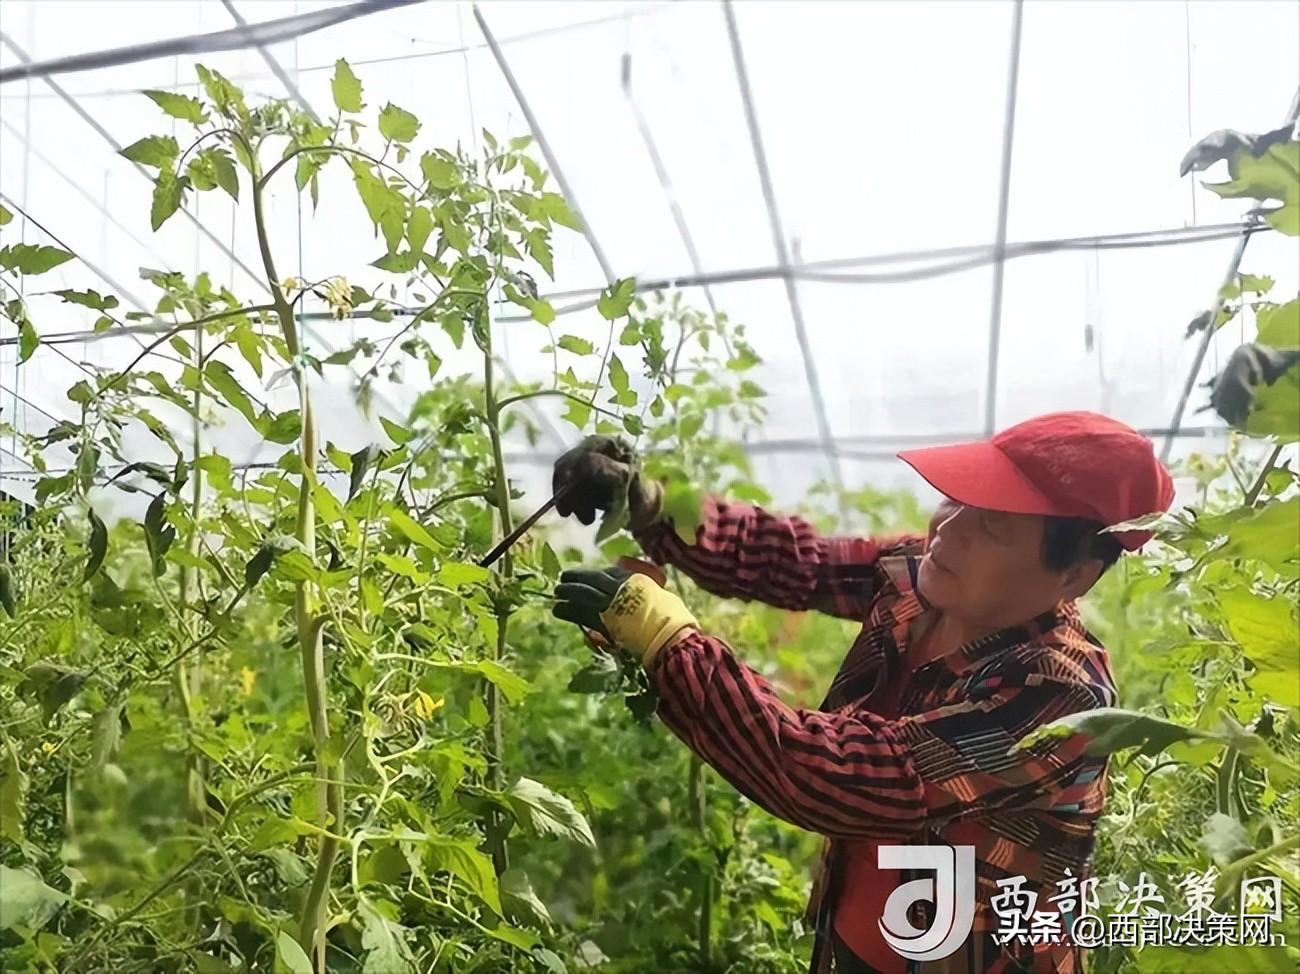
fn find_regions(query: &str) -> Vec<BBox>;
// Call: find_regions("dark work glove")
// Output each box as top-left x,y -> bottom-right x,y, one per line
552,435 -> 663,530
1207,343 -> 1300,428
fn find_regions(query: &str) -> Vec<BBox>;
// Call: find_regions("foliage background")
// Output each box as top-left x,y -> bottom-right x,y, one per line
0,44 -> 1297,974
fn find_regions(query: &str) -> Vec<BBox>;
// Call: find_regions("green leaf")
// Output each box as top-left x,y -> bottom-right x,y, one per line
1255,297 -> 1298,347
17,318 -> 38,364
622,413 -> 643,436
0,865 -> 67,932
661,481 -> 703,544
506,777 -> 596,848
0,243 -> 74,275
540,543 -> 562,579
439,561 -> 490,587
567,654 -> 621,694
52,288 -> 119,311
1014,707 -> 1212,758
562,397 -> 591,430
348,446 -> 375,501
1199,497 -> 1300,576
372,250 -> 419,273
233,323 -> 262,376
501,867 -> 551,927
378,103 -> 420,143
0,203 -> 11,225
350,159 -> 405,236
204,361 -> 258,425
1,746 -> 28,847
420,153 -> 458,191
540,192 -> 582,230
41,671 -> 86,725
331,58 -> 364,113
533,949 -> 569,974
261,409 -> 302,444
390,509 -> 442,552
90,699 -> 124,771
379,415 -> 412,446
151,169 -> 187,231
84,509 -> 108,580
531,300 -> 556,326
407,205 -> 434,254
597,278 -> 637,320
358,898 -> 415,973
143,89 -> 208,124
119,135 -> 178,168
76,443 -> 98,492
143,491 -> 176,576
424,836 -> 501,914
557,335 -> 594,355
1218,587 -> 1300,705
275,930 -> 313,974
1200,812 -> 1254,867
245,543 -> 278,588
608,354 -> 635,406
1246,373 -> 1300,442
196,65 -> 247,120
430,658 -> 530,704
206,149 -> 239,201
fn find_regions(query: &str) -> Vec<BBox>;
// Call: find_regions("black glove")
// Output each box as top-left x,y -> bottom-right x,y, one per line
552,435 -> 663,529
1207,343 -> 1300,428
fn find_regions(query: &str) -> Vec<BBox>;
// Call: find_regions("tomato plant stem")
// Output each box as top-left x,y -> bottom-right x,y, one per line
252,169 -> 341,965
482,306 -> 513,875
689,756 -> 714,967
1243,442 -> 1284,506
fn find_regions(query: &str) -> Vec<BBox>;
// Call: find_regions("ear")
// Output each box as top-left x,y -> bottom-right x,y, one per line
1060,558 -> 1104,600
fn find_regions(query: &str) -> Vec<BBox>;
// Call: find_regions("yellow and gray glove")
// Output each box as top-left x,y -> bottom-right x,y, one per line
552,566 -> 697,666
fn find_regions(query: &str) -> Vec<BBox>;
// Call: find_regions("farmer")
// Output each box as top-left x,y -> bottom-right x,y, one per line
549,411 -> 1174,974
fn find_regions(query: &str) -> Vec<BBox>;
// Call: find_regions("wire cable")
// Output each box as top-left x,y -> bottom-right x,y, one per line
0,1 -> 426,85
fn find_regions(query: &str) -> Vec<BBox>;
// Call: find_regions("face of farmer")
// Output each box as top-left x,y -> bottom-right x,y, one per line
918,503 -> 1101,630
925,498 -> 960,549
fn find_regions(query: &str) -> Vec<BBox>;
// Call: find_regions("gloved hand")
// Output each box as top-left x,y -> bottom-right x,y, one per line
552,566 -> 697,666
1207,343 -> 1300,427
552,435 -> 664,530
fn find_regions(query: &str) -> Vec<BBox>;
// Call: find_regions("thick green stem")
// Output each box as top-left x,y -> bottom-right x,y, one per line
176,320 -> 207,929
1216,746 -> 1240,819
482,312 -> 514,876
688,757 -> 713,967
1243,443 -> 1284,506
251,171 -> 340,967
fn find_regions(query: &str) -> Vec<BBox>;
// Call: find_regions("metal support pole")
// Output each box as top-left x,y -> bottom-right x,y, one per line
220,0 -> 320,122
473,4 -> 615,284
982,0 -> 1025,437
722,0 -> 843,489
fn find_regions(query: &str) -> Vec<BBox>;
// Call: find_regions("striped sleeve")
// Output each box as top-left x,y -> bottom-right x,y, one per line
633,496 -> 916,622
647,637 -> 1112,839
648,630 -> 927,839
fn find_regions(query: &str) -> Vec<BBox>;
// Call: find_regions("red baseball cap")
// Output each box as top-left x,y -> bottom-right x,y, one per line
897,411 -> 1175,551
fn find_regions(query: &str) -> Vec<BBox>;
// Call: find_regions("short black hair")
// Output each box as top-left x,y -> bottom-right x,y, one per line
1041,516 -> 1124,574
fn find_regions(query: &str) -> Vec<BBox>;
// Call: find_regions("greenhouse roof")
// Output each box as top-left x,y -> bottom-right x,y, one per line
1,0 -> 1298,514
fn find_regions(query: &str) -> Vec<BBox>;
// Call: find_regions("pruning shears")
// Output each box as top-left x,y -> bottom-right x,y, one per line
477,481 -> 577,568
475,481 -> 666,650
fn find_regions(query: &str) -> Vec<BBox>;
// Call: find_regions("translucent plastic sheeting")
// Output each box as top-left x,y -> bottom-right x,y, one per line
1,0 -> 1298,521
1008,0 -> 1300,242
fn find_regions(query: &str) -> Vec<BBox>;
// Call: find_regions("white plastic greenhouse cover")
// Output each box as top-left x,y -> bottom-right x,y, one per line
1,0 -> 1298,522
